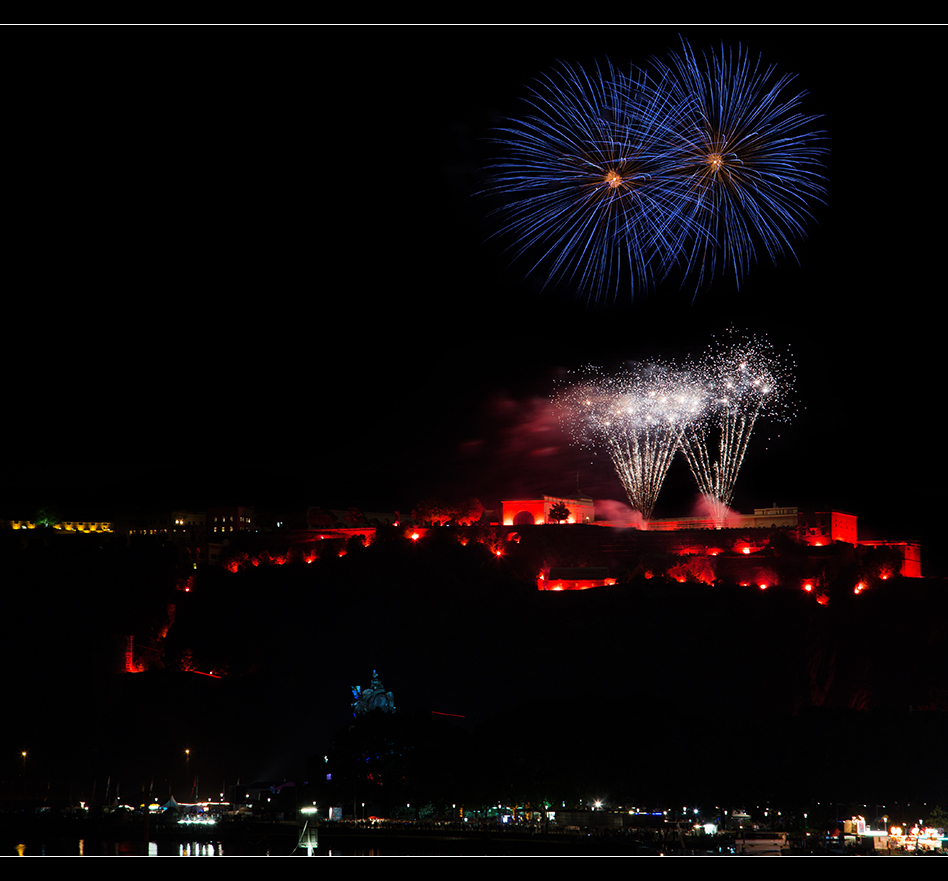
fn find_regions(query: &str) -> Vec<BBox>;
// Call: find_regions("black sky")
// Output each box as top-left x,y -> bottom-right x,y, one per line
3,25 -> 943,563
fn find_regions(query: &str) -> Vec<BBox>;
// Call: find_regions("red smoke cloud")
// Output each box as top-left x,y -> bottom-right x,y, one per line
456,390 -> 616,502
689,494 -> 743,524
594,498 -> 644,526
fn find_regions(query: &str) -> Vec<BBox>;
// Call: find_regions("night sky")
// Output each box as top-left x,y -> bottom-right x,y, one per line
4,25 -> 943,568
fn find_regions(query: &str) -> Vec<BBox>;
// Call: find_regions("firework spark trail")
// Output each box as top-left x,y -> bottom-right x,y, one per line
678,329 -> 795,522
555,362 -> 707,521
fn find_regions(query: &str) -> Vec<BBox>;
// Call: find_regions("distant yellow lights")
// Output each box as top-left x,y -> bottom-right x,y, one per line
11,519 -> 113,532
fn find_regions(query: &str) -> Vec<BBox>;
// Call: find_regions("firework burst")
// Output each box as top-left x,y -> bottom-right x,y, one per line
651,38 -> 828,292
486,60 -> 703,305
486,40 -> 826,303
678,329 -> 795,522
555,361 -> 707,520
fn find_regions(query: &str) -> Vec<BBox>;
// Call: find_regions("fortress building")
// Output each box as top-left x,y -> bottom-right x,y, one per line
502,494 -> 595,526
502,496 -> 921,579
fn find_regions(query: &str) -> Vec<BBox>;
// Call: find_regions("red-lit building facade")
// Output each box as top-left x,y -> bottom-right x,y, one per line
857,540 -> 922,578
798,509 -> 858,547
595,504 -> 857,544
502,494 -> 595,526
537,567 -> 617,591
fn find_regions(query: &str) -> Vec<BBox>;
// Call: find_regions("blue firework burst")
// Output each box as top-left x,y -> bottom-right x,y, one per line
485,60 -> 702,305
653,38 -> 828,291
485,41 -> 827,303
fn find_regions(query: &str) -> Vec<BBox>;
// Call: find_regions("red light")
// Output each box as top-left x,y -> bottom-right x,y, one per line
758,583 -> 768,590
803,583 -> 813,592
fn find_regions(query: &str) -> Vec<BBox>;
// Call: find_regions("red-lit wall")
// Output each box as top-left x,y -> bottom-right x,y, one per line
502,497 -> 595,526
503,499 -> 548,525
538,576 -> 617,591
798,510 -> 857,546
859,540 -> 922,577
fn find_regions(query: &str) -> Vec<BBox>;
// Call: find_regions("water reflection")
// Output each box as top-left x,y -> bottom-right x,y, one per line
176,841 -> 223,856
7,839 -> 254,856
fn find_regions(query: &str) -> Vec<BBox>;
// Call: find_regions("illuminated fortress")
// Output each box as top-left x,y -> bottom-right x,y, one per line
3,495 -> 921,585
502,495 -> 921,585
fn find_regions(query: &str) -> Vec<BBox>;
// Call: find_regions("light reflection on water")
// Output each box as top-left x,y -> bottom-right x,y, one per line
9,839 -> 509,856
171,841 -> 223,856
9,837 -> 408,856
9,839 -> 276,856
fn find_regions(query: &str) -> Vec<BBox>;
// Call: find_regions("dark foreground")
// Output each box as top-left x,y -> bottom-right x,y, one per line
5,814 -> 941,856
